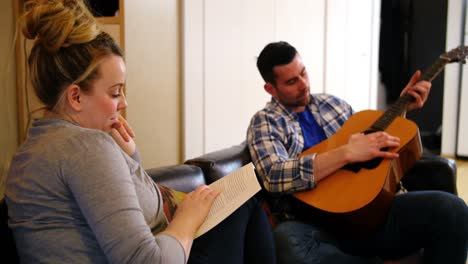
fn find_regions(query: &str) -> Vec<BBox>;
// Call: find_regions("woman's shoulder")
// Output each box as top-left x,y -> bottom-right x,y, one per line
52,119 -> 113,141
35,120 -> 133,180
65,125 -> 114,145
63,127 -> 122,158
26,118 -> 119,155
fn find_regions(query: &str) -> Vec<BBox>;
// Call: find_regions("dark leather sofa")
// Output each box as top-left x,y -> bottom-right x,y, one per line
1,142 -> 458,263
185,142 -> 458,264
185,142 -> 458,195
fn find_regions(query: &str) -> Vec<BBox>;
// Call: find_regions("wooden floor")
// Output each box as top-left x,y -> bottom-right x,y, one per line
456,160 -> 468,263
456,159 -> 468,203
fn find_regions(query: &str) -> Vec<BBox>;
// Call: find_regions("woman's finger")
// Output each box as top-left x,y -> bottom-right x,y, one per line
117,115 -> 136,138
112,121 -> 130,142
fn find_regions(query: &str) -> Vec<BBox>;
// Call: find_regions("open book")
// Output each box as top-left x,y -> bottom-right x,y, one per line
156,163 -> 261,238
195,163 -> 261,237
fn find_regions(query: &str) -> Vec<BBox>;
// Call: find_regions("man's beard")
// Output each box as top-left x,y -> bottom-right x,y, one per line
281,94 -> 310,109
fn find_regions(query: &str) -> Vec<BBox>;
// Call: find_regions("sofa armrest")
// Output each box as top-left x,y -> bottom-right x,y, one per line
1,200 -> 19,263
401,155 -> 457,195
146,164 -> 206,193
184,142 -> 251,183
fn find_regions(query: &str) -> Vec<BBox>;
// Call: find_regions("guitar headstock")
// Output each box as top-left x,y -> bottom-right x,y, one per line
441,46 -> 468,63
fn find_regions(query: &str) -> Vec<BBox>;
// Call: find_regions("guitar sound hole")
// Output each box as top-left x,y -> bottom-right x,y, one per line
342,156 -> 384,173
341,129 -> 385,172
360,156 -> 384,169
341,154 -> 385,173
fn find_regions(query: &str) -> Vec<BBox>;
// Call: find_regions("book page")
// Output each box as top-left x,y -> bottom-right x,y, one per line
195,163 -> 261,238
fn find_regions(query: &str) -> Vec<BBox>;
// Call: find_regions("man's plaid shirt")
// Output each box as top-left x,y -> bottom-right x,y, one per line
247,94 -> 354,194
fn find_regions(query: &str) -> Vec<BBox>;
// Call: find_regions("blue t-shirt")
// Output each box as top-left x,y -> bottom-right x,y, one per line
297,110 -> 327,151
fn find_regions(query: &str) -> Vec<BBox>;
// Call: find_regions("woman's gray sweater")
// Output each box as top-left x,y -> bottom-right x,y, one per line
6,118 -> 185,263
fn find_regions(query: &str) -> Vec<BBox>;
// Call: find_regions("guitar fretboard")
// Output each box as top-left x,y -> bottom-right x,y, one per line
369,57 -> 450,132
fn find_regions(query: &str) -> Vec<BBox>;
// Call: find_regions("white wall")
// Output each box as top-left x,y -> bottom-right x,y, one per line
326,0 -> 381,111
101,0 -> 468,161
125,0 -> 182,168
183,0 -> 381,160
457,0 -> 468,157
2,0 -> 464,178
442,0 -> 466,156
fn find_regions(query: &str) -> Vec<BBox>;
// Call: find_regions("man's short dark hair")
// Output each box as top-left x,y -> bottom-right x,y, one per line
256,41 -> 298,84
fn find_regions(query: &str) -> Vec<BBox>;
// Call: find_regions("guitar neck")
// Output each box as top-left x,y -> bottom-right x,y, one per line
370,57 -> 450,132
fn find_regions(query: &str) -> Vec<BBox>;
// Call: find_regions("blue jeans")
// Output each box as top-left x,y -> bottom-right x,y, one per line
274,221 -> 381,264
274,191 -> 468,264
188,196 -> 276,264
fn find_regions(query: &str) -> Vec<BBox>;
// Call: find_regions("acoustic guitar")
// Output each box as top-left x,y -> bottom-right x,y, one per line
292,46 -> 468,236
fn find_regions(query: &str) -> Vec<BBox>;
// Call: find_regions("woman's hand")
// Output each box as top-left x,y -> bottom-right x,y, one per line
161,185 -> 220,258
112,114 -> 135,142
109,115 -> 136,156
401,70 -> 432,111
172,185 -> 220,233
346,131 -> 400,163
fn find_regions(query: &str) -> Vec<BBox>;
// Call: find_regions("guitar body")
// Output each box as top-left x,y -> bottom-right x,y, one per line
293,110 -> 423,235
290,46 -> 468,235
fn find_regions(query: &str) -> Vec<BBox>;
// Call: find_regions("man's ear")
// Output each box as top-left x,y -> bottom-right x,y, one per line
65,84 -> 83,112
264,82 -> 276,98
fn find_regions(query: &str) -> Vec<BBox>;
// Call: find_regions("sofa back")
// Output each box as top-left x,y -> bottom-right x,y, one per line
184,142 -> 251,183
146,164 -> 206,193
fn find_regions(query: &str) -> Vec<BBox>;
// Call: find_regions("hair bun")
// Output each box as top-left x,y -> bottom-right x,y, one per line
21,0 -> 100,53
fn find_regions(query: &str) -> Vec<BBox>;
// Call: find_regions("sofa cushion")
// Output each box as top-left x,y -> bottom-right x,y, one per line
1,200 -> 19,264
146,164 -> 205,193
184,142 -> 251,183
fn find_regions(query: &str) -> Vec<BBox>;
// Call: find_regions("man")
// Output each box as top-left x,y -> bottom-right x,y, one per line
247,41 -> 468,263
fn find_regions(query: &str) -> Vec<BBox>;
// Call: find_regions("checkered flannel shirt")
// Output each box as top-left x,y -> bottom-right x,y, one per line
247,94 -> 354,194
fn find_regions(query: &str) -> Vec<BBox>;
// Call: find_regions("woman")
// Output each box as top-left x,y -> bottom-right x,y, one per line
6,0 -> 275,263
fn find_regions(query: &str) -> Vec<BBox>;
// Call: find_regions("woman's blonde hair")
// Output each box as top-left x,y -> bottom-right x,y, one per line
21,0 -> 122,110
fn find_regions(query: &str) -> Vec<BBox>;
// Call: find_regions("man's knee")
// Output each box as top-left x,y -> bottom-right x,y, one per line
423,192 -> 468,236
273,221 -> 374,264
